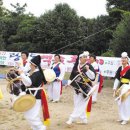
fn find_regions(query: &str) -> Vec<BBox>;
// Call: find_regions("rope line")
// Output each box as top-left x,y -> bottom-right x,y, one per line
50,24 -> 115,54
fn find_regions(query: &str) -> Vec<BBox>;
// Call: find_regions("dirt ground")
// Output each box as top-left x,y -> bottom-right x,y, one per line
0,79 -> 130,130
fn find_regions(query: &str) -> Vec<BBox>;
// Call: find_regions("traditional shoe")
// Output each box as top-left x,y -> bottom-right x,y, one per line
66,118 -> 73,125
52,100 -> 59,103
92,101 -> 97,104
117,119 -> 122,122
49,99 -> 53,102
77,119 -> 88,124
121,120 -> 127,125
82,119 -> 88,124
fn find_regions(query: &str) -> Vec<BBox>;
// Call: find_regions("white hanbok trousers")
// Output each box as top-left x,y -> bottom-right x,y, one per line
92,82 -> 100,102
118,96 -> 130,121
69,93 -> 89,121
24,100 -> 46,130
117,84 -> 130,121
47,81 -> 62,101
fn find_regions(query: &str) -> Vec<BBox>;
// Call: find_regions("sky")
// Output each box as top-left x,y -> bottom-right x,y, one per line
3,0 -> 108,18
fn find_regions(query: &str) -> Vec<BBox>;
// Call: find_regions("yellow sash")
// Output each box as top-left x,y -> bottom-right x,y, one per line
0,88 -> 3,99
121,78 -> 130,84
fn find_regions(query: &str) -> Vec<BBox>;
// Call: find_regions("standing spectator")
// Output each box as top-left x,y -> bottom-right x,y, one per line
47,54 -> 65,103
89,54 -> 102,103
15,51 -> 31,75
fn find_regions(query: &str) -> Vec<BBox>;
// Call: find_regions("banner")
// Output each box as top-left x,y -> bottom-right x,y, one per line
0,51 -> 127,77
96,57 -> 121,77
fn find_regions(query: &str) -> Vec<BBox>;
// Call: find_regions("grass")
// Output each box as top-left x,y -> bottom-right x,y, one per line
64,72 -> 71,80
0,66 -> 11,74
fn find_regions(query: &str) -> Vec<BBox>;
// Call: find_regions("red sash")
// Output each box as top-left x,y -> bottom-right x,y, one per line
120,66 -> 130,77
86,96 -> 92,118
41,86 -> 50,125
98,74 -> 103,93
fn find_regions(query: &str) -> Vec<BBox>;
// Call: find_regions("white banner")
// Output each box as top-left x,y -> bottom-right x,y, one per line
0,51 -> 127,77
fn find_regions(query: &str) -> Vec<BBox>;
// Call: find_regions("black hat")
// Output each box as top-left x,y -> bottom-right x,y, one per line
30,55 -> 41,66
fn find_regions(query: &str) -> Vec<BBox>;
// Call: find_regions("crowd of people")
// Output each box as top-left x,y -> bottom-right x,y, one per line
0,51 -> 130,130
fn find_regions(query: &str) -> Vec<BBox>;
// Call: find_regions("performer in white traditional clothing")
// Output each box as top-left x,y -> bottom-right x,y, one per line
66,51 -> 96,125
18,55 -> 50,130
113,52 -> 130,125
47,54 -> 65,103
90,54 -> 100,103
15,51 -> 31,74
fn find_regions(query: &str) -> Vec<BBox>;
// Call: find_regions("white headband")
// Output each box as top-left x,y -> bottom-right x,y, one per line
121,52 -> 129,59
79,51 -> 89,58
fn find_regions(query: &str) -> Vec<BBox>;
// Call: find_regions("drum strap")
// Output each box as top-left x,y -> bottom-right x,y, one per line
26,84 -> 42,97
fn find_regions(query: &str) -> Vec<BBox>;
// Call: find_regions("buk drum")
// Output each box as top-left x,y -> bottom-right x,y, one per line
70,74 -> 92,98
43,69 -> 56,82
6,69 -> 36,112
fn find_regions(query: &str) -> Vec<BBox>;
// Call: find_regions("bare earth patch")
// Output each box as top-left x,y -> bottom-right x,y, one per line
0,79 -> 130,130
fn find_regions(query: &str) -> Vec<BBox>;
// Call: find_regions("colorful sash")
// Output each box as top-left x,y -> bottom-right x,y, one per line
120,66 -> 130,77
41,88 -> 50,126
0,88 -> 3,99
86,96 -> 92,118
94,65 -> 103,93
98,74 -> 103,93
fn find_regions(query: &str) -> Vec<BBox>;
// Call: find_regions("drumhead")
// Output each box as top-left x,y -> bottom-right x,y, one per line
43,69 -> 56,82
13,94 -> 36,112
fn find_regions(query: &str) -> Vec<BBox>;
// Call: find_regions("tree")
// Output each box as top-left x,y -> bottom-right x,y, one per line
10,3 -> 27,16
83,15 -> 114,55
31,3 -> 82,54
0,0 -> 8,16
79,16 -> 96,37
0,2 -> 36,51
6,15 -> 36,52
0,35 -> 5,50
0,0 -> 10,50
106,0 -> 130,33
2,1 -> 130,56
106,0 -> 130,12
110,13 -> 130,56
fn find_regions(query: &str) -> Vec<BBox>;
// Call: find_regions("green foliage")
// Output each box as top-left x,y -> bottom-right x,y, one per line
30,3 -> 82,54
1,1 -> 129,57
84,15 -> 113,55
0,35 -> 5,50
106,0 -> 130,33
10,3 -> 27,15
8,15 -> 36,44
106,0 -> 130,12
101,50 -> 114,57
0,3 -> 36,51
110,13 -> 130,56
6,42 -> 34,52
0,0 -> 9,16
